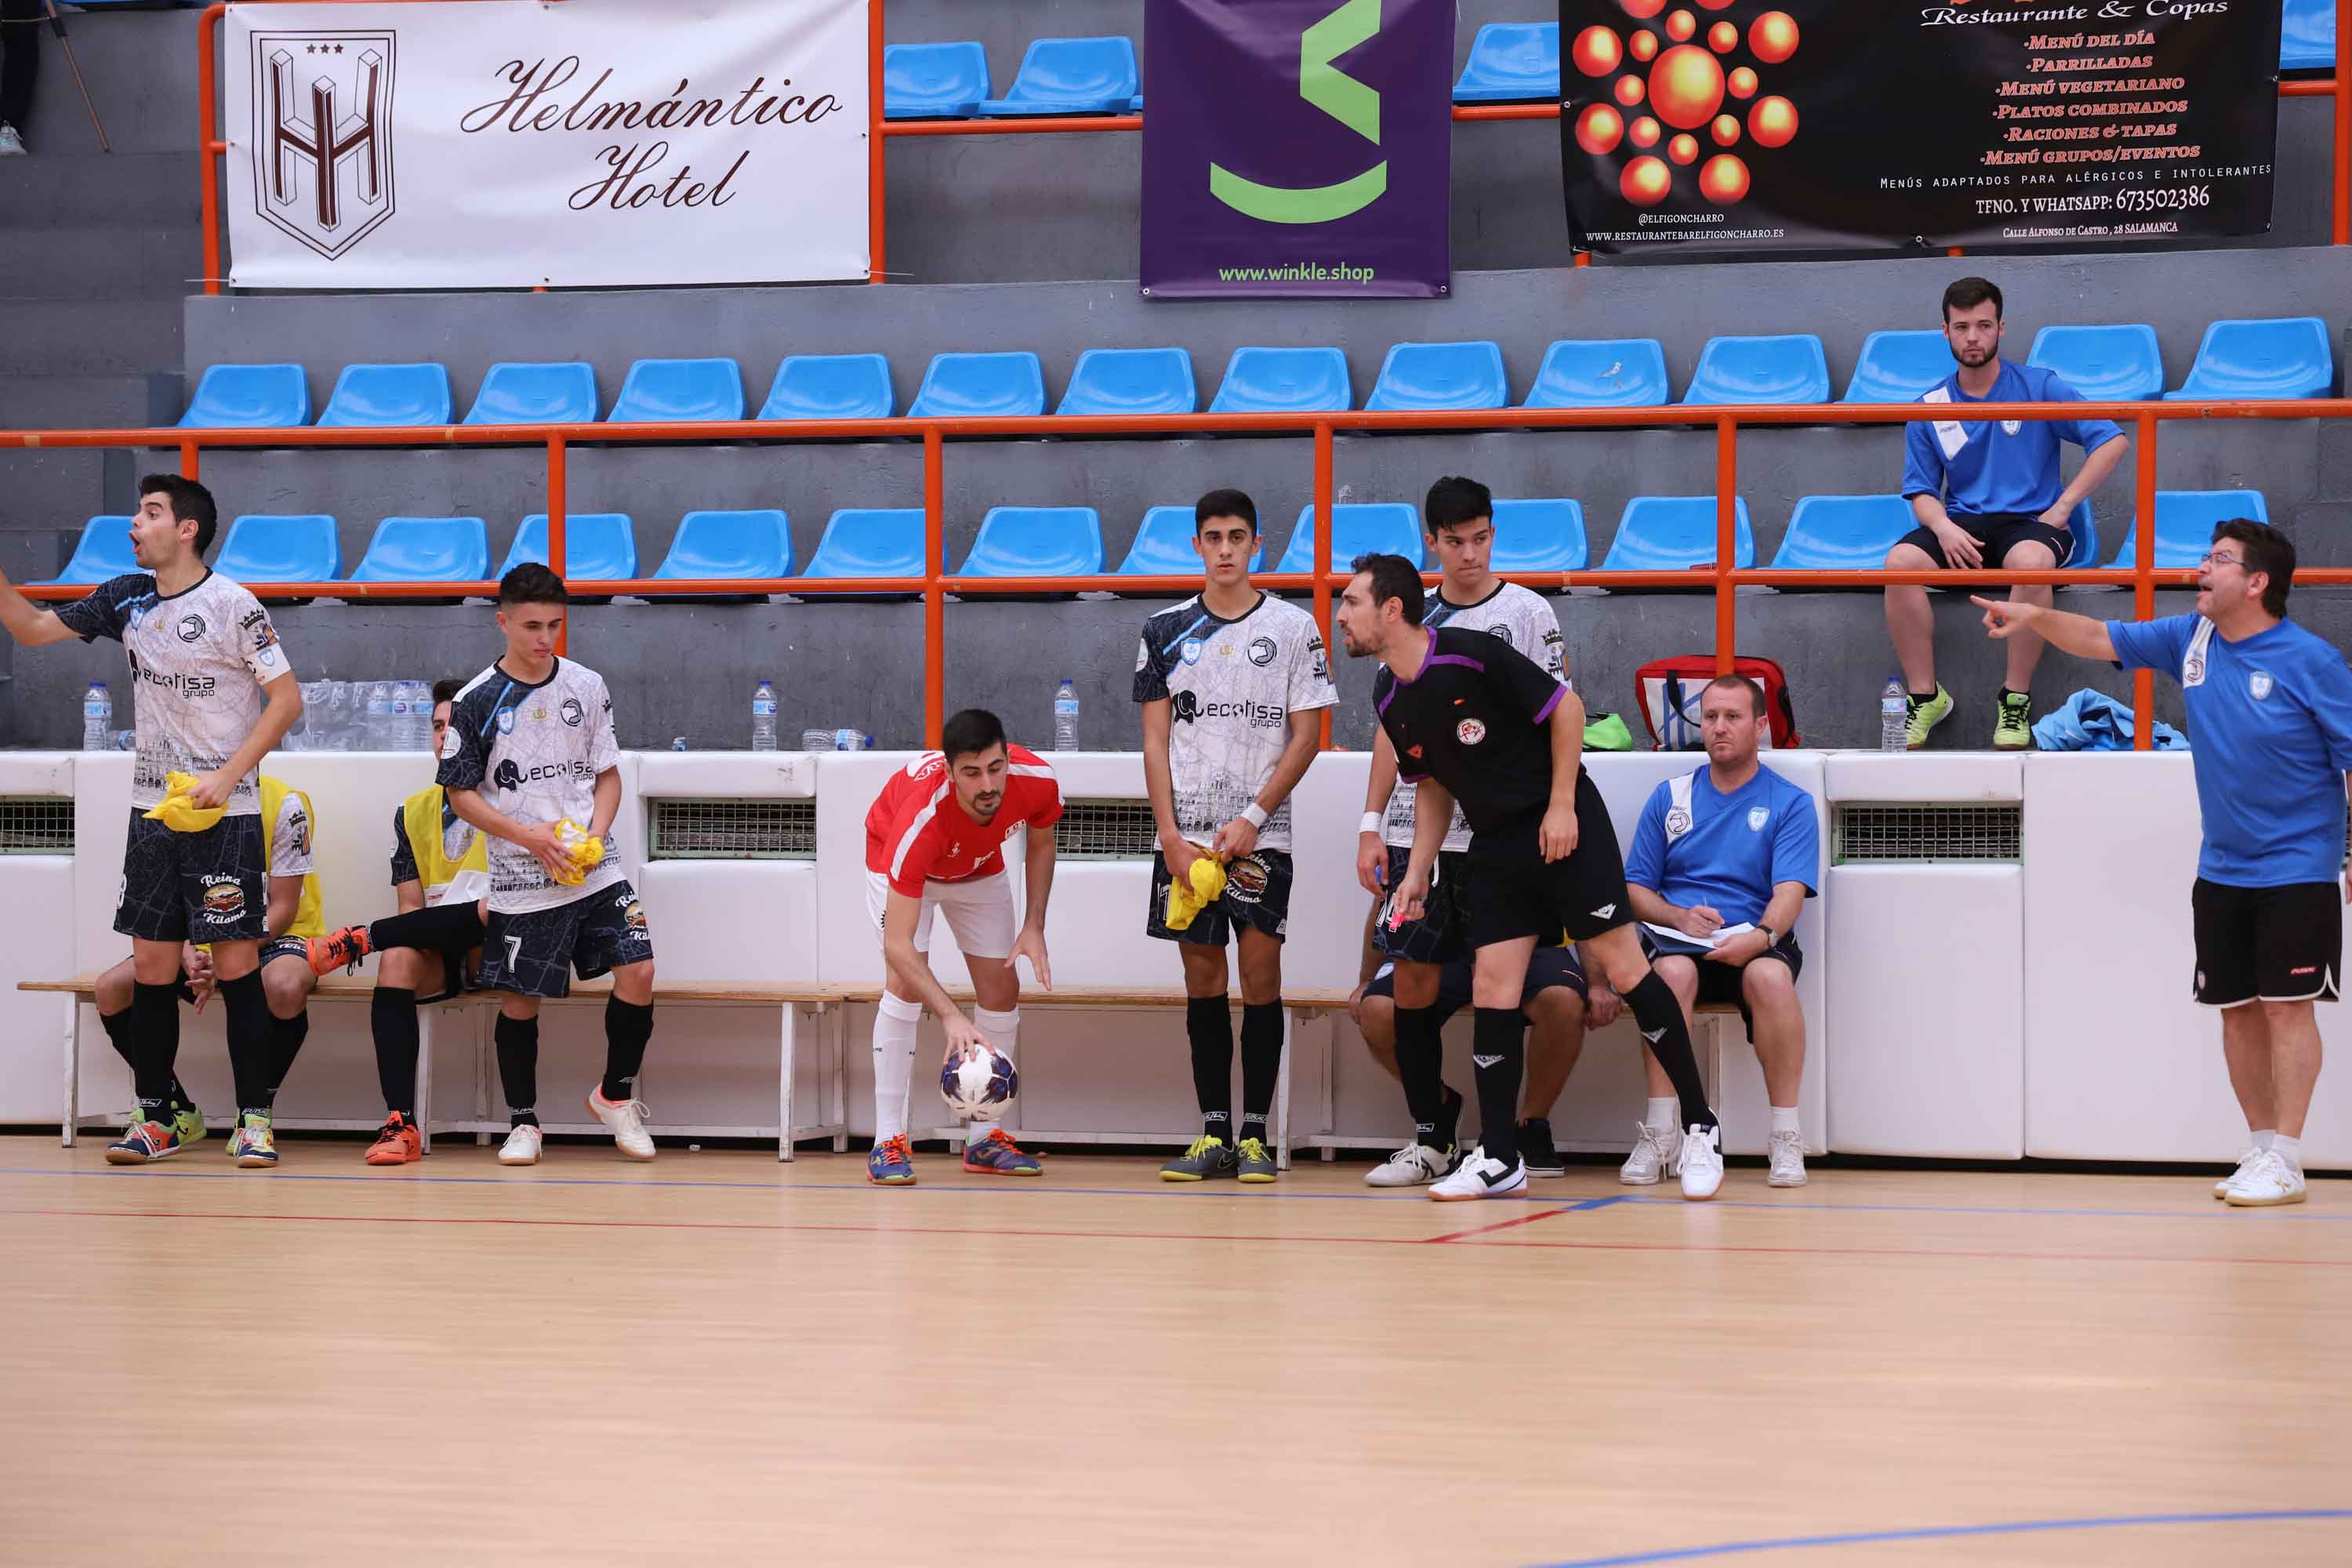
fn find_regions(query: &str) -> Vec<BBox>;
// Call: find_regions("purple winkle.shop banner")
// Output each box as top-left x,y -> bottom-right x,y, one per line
1141,0 -> 1454,299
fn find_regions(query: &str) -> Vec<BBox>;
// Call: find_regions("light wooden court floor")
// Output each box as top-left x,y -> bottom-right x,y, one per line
2,1136 -> 2346,1567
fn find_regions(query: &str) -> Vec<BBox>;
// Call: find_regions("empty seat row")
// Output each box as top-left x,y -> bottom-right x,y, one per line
1844,318 -> 2333,404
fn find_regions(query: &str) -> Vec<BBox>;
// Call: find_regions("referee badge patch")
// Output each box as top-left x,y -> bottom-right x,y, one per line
1456,718 -> 1486,746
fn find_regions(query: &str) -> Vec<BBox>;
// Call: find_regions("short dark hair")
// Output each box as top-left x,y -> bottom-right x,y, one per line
1704,673 -> 1766,718
139,474 -> 219,557
498,562 -> 568,608
1942,276 -> 2002,321
1352,552 -> 1424,626
1424,475 -> 1494,536
2212,517 -> 2295,617
1195,488 -> 1258,535
430,677 -> 466,707
941,706 -> 1008,764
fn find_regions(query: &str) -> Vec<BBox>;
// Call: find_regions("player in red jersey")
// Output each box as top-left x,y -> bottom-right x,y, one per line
862,707 -> 1063,1184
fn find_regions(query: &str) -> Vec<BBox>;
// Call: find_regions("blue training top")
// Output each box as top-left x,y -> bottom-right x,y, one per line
1625,764 -> 1820,928
1900,360 -> 2123,519
2108,613 -> 2352,887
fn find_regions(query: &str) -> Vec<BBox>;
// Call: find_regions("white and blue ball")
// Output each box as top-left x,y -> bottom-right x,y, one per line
940,1047 -> 1018,1120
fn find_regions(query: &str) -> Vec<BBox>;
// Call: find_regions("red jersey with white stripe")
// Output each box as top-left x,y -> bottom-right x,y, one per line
863,745 -> 1063,898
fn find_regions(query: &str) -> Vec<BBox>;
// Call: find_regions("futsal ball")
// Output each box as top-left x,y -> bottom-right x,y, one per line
941,1047 -> 1018,1120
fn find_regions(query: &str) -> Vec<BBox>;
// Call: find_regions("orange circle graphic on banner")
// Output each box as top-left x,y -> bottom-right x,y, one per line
1575,103 -> 1627,154
1728,66 -> 1759,99
1647,45 -> 1724,129
1668,133 -> 1700,165
1708,21 -> 1738,53
1699,154 -> 1751,204
1711,113 -> 1741,145
1615,74 -> 1648,106
1748,95 -> 1798,147
1621,156 -> 1674,205
1748,12 -> 1801,64
1572,25 -> 1624,76
1620,0 -> 1668,17
1629,115 -> 1662,147
1630,30 -> 1660,61
1696,0 -> 1736,9
1664,9 -> 1697,42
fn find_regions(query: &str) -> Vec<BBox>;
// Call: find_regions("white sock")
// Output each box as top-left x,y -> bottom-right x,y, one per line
872,992 -> 922,1142
2271,1134 -> 2302,1170
1645,1097 -> 1677,1134
967,1006 -> 1020,1146
1769,1105 -> 1801,1137
2252,1128 -> 2278,1150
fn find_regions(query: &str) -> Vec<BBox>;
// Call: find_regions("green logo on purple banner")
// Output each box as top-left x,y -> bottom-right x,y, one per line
1210,0 -> 1386,225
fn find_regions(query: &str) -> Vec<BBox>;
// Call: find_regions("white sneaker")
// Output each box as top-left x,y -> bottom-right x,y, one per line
1365,1142 -> 1454,1187
0,125 -> 25,158
1678,1124 -> 1723,1200
1428,1145 -> 1527,1202
2214,1145 -> 2262,1199
497,1123 -> 543,1166
1618,1121 -> 1681,1185
1766,1128 -> 1808,1188
586,1087 -> 655,1160
2223,1149 -> 2306,1207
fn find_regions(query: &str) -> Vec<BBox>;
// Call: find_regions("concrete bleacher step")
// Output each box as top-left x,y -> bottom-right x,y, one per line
0,374 -> 176,430
0,299 -> 183,376
0,153 -> 201,228
0,227 -> 199,300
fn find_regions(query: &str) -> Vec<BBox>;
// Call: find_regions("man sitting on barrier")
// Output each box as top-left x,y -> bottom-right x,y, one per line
1888,275 -> 2128,751
1621,674 -> 1819,1190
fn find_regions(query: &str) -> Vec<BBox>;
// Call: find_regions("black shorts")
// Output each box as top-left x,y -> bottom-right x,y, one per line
115,810 -> 267,944
1373,846 -> 1472,964
1896,512 -> 2072,572
1363,942 -> 1588,1022
2191,877 -> 2342,1007
477,880 -> 654,999
1465,772 -> 1631,949
1146,848 -> 1293,946
1639,927 -> 1806,1035
414,944 -> 487,1007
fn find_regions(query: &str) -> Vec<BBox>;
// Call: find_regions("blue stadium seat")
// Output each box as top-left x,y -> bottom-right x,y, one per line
1454,22 -> 1559,103
2164,318 -> 2334,401
37,516 -> 137,585
884,42 -> 991,118
1487,499 -> 1588,572
1275,503 -> 1422,575
1599,497 -> 1757,572
498,514 -> 639,582
2108,489 -> 2270,568
1679,336 -> 1830,406
803,508 -> 941,590
651,510 -> 793,585
907,352 -> 1047,419
1772,495 -> 1917,569
956,507 -> 1105,579
2060,498 -> 2098,569
1842,332 -> 1955,404
317,363 -> 452,427
1130,94 -> 1145,111
463,362 -> 599,426
977,37 -> 1139,115
1116,506 -> 1265,578
758,354 -> 895,422
214,515 -> 340,584
609,358 -> 745,423
1522,339 -> 1670,408
1057,348 -> 1197,416
2027,324 -> 2163,401
179,363 -> 307,428
346,517 -> 491,583
1209,347 -> 1352,414
1367,341 -> 1508,412
2282,0 -> 2334,70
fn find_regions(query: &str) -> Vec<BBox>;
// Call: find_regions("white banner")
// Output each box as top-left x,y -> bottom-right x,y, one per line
224,0 -> 869,289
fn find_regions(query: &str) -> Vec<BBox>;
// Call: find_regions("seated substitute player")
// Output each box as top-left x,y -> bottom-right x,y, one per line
1622,674 -> 1819,1189
91,772 -> 325,1164
0,474 -> 302,1167
1338,553 -> 1723,1202
1974,519 -> 2352,1207
439,564 -> 657,1167
1889,275 -> 2127,750
862,707 -> 1062,1185
1136,488 -> 1338,1184
1353,474 -> 1587,1178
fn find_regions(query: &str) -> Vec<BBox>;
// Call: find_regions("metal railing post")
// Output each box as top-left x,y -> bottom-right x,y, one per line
200,5 -> 226,296
2132,412 -> 2158,750
178,439 -> 199,481
548,434 -> 569,653
1313,422 -> 1335,750
924,426 -> 945,748
1715,418 -> 1737,675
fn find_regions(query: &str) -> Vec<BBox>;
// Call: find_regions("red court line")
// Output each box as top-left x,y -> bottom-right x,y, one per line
1425,1207 -> 1577,1243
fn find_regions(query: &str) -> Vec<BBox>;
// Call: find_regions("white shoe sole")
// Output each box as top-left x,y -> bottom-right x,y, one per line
1767,1168 -> 1808,1188
2224,1185 -> 2307,1207
1430,1176 -> 1526,1202
586,1094 -> 656,1160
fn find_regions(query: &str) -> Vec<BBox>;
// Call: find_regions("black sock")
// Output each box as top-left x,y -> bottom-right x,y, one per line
1185,995 -> 1232,1141
368,902 -> 487,956
1393,1003 -> 1447,1148
217,971 -> 274,1114
268,1009 -> 310,1099
1470,1007 -> 1524,1167
98,1007 -> 183,1105
1907,688 -> 1936,706
372,986 -> 420,1120
1237,1001 -> 1282,1148
601,997 -> 654,1101
1436,1083 -> 1464,1148
129,982 -> 181,1119
495,1013 -> 540,1127
1624,970 -> 1718,1131
1998,686 -> 2025,702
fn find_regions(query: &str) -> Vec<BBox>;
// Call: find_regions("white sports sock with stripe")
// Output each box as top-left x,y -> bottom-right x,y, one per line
872,991 -> 923,1142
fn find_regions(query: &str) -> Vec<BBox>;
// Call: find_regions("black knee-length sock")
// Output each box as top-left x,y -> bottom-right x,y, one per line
1185,995 -> 1232,1140
495,1014 -> 540,1126
268,1009 -> 310,1099
217,971 -> 274,1114
368,902 -> 486,956
1393,1003 -> 1448,1147
1237,1002 -> 1283,1148
128,982 -> 181,1118
372,986 -> 420,1118
1470,1007 -> 1525,1167
103,1006 -> 192,1111
601,997 -> 653,1101
1624,970 -> 1718,1131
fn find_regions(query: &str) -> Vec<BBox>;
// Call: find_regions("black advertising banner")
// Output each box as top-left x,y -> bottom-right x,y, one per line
1560,0 -> 2282,255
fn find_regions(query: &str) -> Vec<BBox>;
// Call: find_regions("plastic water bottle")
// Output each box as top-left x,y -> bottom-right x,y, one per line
1879,674 -> 1907,753
367,681 -> 397,750
751,679 -> 779,752
1054,678 -> 1080,753
401,680 -> 433,750
387,682 -> 412,749
833,728 -> 867,752
82,682 -> 111,751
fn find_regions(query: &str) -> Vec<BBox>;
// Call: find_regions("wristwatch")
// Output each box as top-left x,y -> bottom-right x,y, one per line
1755,922 -> 1779,946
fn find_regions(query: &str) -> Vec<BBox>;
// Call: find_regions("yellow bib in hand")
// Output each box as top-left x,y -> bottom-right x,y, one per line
1162,848 -> 1225,931
143,772 -> 226,833
551,818 -> 605,887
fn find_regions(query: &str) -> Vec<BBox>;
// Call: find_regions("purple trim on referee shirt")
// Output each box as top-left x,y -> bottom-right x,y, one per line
1532,685 -> 1566,725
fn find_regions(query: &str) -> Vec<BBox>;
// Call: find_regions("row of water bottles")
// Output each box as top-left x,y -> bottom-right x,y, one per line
289,679 -> 437,751
742,678 -> 1083,753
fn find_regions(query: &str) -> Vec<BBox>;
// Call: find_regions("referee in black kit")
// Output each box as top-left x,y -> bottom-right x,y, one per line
1335,554 -> 1725,1200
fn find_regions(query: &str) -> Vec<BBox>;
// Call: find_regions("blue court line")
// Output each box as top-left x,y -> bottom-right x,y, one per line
1563,1195 -> 1632,1211
1529,1507 -> 2352,1567
1616,1193 -> 2350,1223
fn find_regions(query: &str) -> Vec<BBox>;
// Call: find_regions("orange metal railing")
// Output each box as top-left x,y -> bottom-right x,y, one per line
9,399 -> 2350,753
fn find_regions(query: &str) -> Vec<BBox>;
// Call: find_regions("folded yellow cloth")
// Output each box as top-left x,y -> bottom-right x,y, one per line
551,818 -> 605,886
143,771 -> 226,833
1162,847 -> 1225,931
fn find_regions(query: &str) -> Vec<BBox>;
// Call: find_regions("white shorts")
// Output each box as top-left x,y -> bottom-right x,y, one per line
866,868 -> 1017,960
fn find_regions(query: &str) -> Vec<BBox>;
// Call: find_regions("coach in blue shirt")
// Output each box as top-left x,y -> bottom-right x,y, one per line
1976,518 -> 2352,1209
1622,673 -> 1820,1190
1889,277 -> 2129,752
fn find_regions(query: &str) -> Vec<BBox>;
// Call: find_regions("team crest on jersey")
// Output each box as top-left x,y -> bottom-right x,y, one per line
1247,636 -> 1276,667
2000,419 -> 2021,436
198,877 -> 246,922
1748,805 -> 1769,832
1484,625 -> 1514,646
560,696 -> 584,728
1457,717 -> 1486,746
496,706 -> 517,735
1664,808 -> 1692,840
2250,671 -> 2274,700
1310,640 -> 1330,680
176,613 -> 206,644
1181,637 -> 1204,665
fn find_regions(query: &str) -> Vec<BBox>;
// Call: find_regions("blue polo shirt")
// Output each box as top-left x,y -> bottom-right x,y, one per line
1900,360 -> 2123,518
1625,765 -> 1820,927
2108,613 -> 2352,887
